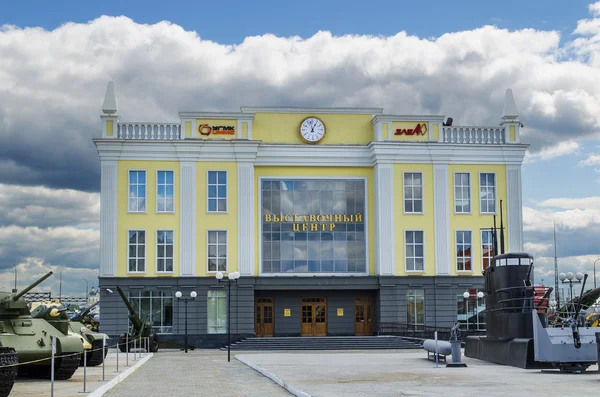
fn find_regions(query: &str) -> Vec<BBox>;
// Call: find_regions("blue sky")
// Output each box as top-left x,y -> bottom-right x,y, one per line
1,0 -> 592,44
1,0 -> 600,296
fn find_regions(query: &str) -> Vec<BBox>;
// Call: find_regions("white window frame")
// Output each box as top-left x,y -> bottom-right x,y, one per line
456,230 -> 473,272
453,172 -> 471,214
156,170 -> 175,213
207,170 -> 228,213
127,229 -> 146,274
479,172 -> 496,214
403,172 -> 424,214
481,230 -> 494,271
156,230 -> 174,273
207,289 -> 227,334
207,230 -> 228,273
406,289 -> 425,330
128,169 -> 147,213
404,230 -> 425,273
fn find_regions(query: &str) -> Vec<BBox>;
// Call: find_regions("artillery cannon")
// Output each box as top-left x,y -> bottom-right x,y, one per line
116,287 -> 159,352
0,271 -> 83,396
30,300 -> 109,367
70,301 -> 100,332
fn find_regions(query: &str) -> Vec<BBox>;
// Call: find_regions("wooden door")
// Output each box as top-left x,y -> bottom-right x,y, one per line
354,297 -> 372,336
301,297 -> 327,336
255,298 -> 274,337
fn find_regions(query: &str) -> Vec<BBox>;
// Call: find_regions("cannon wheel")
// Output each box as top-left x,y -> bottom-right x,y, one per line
118,334 -> 129,353
148,334 -> 159,352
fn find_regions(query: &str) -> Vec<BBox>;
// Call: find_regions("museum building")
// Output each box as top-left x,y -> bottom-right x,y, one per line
95,82 -> 528,346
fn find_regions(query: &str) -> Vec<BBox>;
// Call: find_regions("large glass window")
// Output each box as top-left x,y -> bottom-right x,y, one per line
456,230 -> 472,271
157,170 -> 174,212
405,231 -> 424,272
261,179 -> 367,273
208,171 -> 227,212
157,230 -> 174,272
207,290 -> 227,334
454,173 -> 471,213
457,289 -> 486,330
207,230 -> 227,272
481,230 -> 494,270
406,289 -> 425,330
128,291 -> 173,334
128,230 -> 145,273
479,173 -> 496,213
403,172 -> 423,213
129,170 -> 146,212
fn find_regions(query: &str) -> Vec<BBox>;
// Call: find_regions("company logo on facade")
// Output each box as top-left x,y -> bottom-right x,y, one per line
394,123 -> 427,136
198,124 -> 236,136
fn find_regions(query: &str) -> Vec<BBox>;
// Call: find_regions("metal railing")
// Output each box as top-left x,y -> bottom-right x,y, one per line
379,322 -> 486,341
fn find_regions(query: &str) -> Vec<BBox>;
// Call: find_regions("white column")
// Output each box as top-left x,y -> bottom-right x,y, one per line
433,164 -> 451,275
180,162 -> 197,276
238,162 -> 255,275
100,160 -> 118,277
506,165 -> 524,252
374,163 -> 395,275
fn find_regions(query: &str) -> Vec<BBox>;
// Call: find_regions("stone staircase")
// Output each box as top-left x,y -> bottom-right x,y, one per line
220,336 -> 423,351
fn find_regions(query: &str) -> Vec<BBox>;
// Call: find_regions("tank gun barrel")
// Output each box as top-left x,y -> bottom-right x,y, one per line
116,286 -> 143,330
13,271 -> 53,300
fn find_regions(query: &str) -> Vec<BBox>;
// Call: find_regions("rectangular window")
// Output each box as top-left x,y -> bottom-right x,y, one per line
129,291 -> 173,334
157,230 -> 174,272
454,173 -> 471,213
456,230 -> 472,271
404,172 -> 423,213
128,230 -> 145,273
128,170 -> 146,212
207,171 -> 227,212
481,230 -> 494,270
405,231 -> 424,272
207,290 -> 227,334
157,171 -> 174,212
479,173 -> 496,213
207,230 -> 227,272
406,289 -> 425,330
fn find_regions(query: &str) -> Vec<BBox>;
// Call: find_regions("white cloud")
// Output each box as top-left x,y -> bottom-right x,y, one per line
524,140 -> 580,163
578,154 -> 600,167
591,1 -> 600,17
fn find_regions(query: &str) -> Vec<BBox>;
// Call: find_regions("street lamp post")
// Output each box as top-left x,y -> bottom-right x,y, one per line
593,259 -> 599,290
12,264 -> 17,292
559,272 -> 583,315
83,279 -> 89,300
175,290 -> 197,353
463,291 -> 485,332
215,271 -> 240,362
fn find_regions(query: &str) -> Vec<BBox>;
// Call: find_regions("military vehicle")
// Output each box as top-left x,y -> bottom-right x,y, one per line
70,301 -> 100,333
30,300 -> 109,366
0,271 -> 83,396
116,287 -> 159,352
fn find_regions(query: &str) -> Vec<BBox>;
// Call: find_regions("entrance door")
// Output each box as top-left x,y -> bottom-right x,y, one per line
354,297 -> 372,336
255,297 -> 274,337
300,297 -> 327,336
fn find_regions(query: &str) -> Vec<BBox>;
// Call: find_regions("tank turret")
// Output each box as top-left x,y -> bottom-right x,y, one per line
30,301 -> 70,335
0,271 -> 53,316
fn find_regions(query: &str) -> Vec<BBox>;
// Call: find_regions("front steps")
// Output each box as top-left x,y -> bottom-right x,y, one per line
219,336 -> 423,351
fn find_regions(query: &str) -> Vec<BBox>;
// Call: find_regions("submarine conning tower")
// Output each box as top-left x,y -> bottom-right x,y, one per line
483,252 -> 546,340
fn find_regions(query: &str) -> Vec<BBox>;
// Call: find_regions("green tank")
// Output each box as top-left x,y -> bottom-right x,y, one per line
0,271 -> 83,397
30,301 -> 109,367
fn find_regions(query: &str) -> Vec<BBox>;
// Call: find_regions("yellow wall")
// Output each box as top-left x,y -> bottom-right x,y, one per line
391,122 -> 429,141
393,164 -> 436,276
254,166 -> 376,275
252,113 -> 374,145
196,162 -> 238,276
117,161 -> 180,277
448,164 -> 507,276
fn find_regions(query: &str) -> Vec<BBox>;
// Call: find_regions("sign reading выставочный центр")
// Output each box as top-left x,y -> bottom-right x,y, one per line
264,213 -> 363,232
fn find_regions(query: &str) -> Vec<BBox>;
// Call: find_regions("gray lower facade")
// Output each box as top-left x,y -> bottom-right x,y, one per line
98,275 -> 484,348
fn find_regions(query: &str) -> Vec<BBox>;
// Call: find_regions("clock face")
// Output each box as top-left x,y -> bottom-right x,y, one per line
300,117 -> 326,143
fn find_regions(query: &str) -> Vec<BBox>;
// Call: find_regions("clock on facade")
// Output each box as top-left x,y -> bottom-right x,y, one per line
299,116 -> 326,143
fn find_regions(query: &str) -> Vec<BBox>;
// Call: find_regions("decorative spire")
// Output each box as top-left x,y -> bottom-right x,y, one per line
501,88 -> 518,120
102,81 -> 118,115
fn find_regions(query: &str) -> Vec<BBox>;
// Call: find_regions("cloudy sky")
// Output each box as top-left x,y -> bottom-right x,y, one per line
1,0 -> 600,299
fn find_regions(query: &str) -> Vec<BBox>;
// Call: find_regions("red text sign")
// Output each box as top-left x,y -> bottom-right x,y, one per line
395,123 -> 427,136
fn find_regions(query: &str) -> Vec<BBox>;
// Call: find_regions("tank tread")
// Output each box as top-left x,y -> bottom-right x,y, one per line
87,341 -> 108,367
20,353 -> 81,380
0,347 -> 18,397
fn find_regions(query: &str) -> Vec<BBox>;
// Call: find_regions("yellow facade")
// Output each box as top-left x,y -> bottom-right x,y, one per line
195,162 -> 238,276
252,113 -> 374,145
448,164 -> 507,276
117,161 -> 180,277
393,164 -> 436,276
254,166 -> 376,275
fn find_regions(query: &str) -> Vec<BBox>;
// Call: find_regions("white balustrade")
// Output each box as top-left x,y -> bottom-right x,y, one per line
117,123 -> 181,140
442,126 -> 505,144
